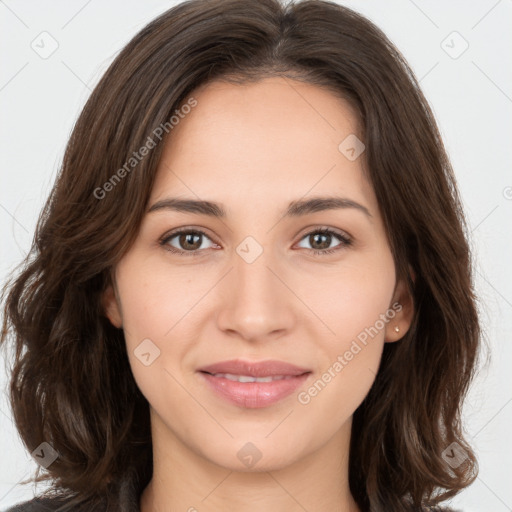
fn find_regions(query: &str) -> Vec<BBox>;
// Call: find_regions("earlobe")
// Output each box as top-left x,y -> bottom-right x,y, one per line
385,269 -> 415,343
101,283 -> 123,329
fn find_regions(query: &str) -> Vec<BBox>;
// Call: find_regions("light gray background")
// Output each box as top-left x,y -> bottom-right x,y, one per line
1,1 -> 511,510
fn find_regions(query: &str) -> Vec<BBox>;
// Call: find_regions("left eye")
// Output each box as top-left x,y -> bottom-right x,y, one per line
296,228 -> 351,254
160,227 -> 351,256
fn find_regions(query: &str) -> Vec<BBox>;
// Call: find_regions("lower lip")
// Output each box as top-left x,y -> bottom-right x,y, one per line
198,372 -> 311,408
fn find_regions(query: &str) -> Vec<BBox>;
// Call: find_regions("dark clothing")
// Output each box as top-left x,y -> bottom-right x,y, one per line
4,496 -> 122,512
4,493 -> 463,512
3,483 -> 139,512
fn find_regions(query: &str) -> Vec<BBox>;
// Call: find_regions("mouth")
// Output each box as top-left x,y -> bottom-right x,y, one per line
199,372 -> 305,383
198,358 -> 311,378
197,359 -> 312,408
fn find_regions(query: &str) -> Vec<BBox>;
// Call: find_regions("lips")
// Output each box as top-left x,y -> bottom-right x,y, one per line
197,359 -> 312,408
198,359 -> 311,378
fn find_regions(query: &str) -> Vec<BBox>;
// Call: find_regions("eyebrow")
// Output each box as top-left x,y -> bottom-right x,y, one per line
147,195 -> 372,219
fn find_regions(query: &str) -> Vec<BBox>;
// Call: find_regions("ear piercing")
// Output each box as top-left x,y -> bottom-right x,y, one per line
394,326 -> 400,333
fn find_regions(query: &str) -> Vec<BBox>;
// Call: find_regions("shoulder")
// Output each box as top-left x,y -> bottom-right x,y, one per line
3,475 -> 141,512
3,496 -> 64,511
2,496 -> 106,512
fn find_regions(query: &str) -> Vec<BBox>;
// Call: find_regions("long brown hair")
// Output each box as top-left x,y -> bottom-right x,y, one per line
1,0 -> 481,510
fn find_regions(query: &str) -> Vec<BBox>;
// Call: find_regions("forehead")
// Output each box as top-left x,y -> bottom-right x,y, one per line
150,77 -> 374,215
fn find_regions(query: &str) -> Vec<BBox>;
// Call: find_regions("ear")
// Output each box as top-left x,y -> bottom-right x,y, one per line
384,266 -> 415,343
101,281 -> 123,329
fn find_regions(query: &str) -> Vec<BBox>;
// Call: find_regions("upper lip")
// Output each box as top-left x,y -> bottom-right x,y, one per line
198,359 -> 311,378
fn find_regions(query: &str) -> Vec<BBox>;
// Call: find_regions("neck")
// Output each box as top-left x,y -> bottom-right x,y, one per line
140,409 -> 360,512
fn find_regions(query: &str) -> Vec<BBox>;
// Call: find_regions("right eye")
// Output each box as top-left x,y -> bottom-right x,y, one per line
160,228 -> 219,256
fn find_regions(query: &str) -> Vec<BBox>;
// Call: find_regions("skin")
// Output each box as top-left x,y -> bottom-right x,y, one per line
103,76 -> 414,512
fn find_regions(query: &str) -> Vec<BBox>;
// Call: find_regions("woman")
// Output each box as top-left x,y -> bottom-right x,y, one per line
1,0 -> 479,510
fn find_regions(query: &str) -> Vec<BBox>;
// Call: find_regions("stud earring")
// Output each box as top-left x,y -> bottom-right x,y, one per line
394,326 -> 400,333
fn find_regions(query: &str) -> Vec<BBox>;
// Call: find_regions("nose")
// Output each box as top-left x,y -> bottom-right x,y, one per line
215,245 -> 296,343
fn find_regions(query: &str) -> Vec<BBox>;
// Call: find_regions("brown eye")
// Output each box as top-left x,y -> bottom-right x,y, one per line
309,232 -> 333,250
296,228 -> 352,255
178,232 -> 203,251
160,229 -> 216,255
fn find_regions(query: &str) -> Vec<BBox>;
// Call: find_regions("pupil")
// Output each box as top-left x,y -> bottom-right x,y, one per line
180,233 -> 201,250
311,233 -> 330,250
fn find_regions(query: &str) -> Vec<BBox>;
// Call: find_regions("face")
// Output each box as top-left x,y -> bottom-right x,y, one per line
103,77 -> 413,472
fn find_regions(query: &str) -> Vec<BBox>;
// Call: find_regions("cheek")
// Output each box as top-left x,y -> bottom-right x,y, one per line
114,256 -> 219,404
296,256 -> 395,412
113,257 -> 181,392
306,254 -> 396,343
116,253 -> 204,341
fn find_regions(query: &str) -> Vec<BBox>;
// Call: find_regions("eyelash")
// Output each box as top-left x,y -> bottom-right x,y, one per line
159,227 -> 352,257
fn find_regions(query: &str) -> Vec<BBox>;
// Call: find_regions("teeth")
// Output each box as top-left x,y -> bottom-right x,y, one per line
212,373 -> 295,383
